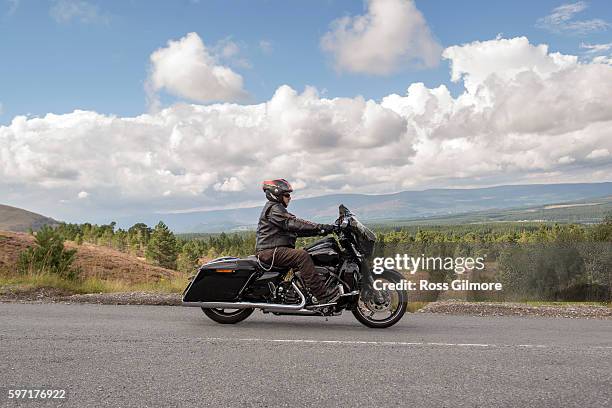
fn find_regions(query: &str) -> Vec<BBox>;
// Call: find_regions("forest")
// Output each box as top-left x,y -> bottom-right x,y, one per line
51,215 -> 612,302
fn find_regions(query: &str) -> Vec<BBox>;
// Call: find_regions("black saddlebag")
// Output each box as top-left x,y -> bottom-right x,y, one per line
182,257 -> 258,302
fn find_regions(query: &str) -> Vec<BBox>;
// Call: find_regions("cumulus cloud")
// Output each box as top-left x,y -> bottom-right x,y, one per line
442,36 -> 577,94
214,177 -> 245,192
0,85 -> 413,218
146,32 -> 247,109
321,0 -> 442,75
2,36 -> 612,221
77,191 -> 89,199
379,36 -> 612,185
50,0 -> 108,24
536,2 -> 609,35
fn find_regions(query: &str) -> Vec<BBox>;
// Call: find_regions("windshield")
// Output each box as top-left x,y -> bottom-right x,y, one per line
338,205 -> 376,257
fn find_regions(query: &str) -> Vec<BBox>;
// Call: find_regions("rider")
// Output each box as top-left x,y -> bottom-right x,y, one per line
255,179 -> 340,304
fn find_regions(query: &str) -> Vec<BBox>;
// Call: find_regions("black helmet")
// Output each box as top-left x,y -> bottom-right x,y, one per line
262,179 -> 293,204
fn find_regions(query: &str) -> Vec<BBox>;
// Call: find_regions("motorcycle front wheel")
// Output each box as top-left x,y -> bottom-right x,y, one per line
202,307 -> 254,324
352,270 -> 407,329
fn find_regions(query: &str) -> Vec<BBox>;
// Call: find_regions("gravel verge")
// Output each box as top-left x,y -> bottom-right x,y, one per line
1,288 -> 609,318
0,286 -> 181,305
420,300 -> 611,319
63,292 -> 182,305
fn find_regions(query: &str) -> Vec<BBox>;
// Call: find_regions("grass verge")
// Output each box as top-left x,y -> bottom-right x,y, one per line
0,272 -> 189,295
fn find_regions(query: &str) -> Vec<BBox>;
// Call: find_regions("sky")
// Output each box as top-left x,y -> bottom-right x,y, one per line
1,0 -> 612,223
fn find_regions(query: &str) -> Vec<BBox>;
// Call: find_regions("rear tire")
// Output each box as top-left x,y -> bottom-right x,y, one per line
202,308 -> 254,324
352,269 -> 407,329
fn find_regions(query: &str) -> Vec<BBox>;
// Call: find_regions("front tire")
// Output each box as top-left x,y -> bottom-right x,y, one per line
202,308 -> 254,324
352,270 -> 407,329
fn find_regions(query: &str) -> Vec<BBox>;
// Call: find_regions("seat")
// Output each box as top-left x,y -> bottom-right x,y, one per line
243,255 -> 290,273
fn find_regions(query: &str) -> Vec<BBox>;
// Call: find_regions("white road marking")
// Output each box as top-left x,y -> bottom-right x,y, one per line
199,337 -> 594,349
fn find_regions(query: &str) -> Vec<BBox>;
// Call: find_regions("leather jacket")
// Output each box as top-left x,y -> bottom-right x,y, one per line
255,200 -> 323,252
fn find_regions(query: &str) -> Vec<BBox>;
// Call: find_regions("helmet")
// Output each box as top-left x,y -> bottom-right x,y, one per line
262,179 -> 293,204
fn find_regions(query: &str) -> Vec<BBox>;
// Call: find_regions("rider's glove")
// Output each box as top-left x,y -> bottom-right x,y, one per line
318,224 -> 335,235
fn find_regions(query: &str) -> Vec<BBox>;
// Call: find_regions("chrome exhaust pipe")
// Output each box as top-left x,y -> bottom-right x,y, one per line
182,282 -> 306,312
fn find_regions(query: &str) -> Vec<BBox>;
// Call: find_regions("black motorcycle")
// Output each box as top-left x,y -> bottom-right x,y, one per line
182,205 -> 407,328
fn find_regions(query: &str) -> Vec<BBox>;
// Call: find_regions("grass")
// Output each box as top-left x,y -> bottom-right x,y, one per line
0,272 -> 189,295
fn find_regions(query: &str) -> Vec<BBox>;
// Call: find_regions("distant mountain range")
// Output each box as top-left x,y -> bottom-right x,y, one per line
115,182 -> 612,232
2,182 -> 612,233
0,204 -> 61,232
372,195 -> 612,226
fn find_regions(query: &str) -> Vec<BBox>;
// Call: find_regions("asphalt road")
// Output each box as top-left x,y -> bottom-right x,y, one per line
1,303 -> 611,408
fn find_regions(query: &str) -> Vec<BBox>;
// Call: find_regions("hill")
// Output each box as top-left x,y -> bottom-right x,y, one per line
373,195 -> 612,226
116,182 -> 612,232
0,204 -> 61,232
0,230 -> 179,284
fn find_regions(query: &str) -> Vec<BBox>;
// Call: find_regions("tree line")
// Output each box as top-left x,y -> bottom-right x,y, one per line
47,215 -> 610,300
53,221 -> 256,273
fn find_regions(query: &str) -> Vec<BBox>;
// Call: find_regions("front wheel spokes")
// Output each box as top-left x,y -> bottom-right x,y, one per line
358,279 -> 401,322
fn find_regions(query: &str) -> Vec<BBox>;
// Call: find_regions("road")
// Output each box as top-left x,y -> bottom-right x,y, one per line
1,303 -> 611,408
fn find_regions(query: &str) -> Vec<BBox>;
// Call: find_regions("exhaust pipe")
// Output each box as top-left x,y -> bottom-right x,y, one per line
182,282 -> 306,312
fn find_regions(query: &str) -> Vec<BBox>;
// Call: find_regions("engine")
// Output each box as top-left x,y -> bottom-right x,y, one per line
276,281 -> 300,304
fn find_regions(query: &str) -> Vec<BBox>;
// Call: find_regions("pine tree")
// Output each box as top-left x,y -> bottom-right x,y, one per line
146,221 -> 178,270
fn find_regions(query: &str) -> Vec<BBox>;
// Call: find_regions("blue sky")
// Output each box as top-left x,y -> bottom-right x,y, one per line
1,0 -> 611,223
1,0 -> 610,123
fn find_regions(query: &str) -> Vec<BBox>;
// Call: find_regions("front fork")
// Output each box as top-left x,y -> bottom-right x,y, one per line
360,262 -> 386,304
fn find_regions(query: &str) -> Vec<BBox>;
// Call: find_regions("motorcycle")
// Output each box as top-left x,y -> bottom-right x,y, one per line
182,205 -> 407,328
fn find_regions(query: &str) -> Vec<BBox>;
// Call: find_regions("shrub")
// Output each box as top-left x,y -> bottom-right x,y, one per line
17,226 -> 80,280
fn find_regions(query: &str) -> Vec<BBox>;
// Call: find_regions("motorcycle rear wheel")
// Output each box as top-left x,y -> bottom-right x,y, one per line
202,307 -> 254,324
352,270 -> 407,329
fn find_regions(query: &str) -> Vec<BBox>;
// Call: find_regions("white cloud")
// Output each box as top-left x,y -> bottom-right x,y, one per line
586,148 -> 610,159
146,32 -> 247,108
214,177 -> 245,192
0,85 -> 412,217
580,42 -> 612,54
49,0 -> 108,24
536,2 -> 609,35
442,37 -> 577,94
321,0 -> 442,75
558,155 -> 576,164
592,55 -> 612,65
2,36 -> 612,220
77,191 -> 89,199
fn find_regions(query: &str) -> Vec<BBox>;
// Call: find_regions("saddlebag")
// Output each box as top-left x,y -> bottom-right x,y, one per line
182,257 -> 258,302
